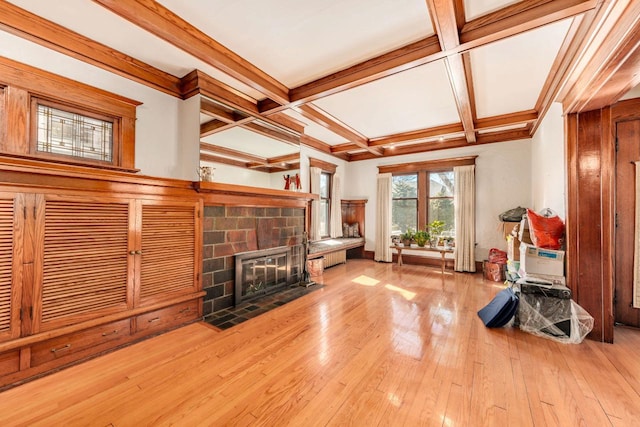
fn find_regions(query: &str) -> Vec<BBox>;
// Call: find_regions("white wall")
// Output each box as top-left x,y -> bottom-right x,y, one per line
344,139 -> 532,261
200,160 -> 272,187
300,145 -> 348,194
0,31 -> 194,180
531,102 -> 566,217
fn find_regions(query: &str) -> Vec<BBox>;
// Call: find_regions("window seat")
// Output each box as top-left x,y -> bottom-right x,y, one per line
308,237 -> 365,268
308,237 -> 365,258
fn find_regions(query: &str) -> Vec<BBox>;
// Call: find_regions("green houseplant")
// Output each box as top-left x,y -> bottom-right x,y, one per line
413,229 -> 430,247
428,220 -> 445,247
400,228 -> 415,246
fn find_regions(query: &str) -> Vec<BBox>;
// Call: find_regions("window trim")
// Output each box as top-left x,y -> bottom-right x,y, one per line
30,97 -> 122,167
0,56 -> 140,171
385,156 -> 476,232
309,158 -> 337,239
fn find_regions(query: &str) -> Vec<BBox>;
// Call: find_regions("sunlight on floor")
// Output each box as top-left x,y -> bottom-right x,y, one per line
387,392 -> 402,407
385,284 -> 416,300
352,275 -> 380,286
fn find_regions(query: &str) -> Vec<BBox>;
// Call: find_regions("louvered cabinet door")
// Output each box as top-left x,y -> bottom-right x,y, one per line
35,196 -> 133,332
137,201 -> 200,305
0,193 -> 20,342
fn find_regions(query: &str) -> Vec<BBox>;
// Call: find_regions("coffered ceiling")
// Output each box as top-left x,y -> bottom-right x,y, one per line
2,0 -> 639,170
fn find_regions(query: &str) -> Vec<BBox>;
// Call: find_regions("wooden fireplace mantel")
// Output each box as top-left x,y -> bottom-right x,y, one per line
194,181 -> 318,208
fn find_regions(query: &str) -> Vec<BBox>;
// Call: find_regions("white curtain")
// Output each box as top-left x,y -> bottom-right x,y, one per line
374,173 -> 392,262
634,161 -> 640,307
309,167 -> 322,241
454,165 -> 476,272
330,174 -> 343,238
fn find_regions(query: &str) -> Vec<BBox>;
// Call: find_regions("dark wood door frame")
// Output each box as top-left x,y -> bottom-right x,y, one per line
567,98 -> 640,343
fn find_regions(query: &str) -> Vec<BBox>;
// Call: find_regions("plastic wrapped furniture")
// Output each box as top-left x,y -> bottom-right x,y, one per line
518,295 -> 594,344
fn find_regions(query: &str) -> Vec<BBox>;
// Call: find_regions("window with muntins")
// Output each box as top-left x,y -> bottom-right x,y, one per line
319,172 -> 331,238
428,171 -> 455,236
35,102 -> 115,164
392,174 -> 418,235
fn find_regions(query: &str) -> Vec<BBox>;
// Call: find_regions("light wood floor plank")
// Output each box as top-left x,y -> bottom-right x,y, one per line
0,259 -> 639,425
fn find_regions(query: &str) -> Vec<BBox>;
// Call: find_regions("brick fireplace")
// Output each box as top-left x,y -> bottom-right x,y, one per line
201,205 -> 305,318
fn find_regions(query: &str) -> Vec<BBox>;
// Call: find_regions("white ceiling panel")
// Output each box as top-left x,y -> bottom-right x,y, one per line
312,60 -> 460,138
158,0 -> 434,88
471,18 -> 572,118
7,0 -> 265,100
201,127 -> 298,158
464,0 -> 520,21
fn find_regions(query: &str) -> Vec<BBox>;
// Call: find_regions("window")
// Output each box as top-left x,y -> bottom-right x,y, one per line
383,157 -> 476,238
319,171 -> 331,238
0,57 -> 139,170
35,101 -> 116,164
428,171 -> 455,236
392,174 -> 418,235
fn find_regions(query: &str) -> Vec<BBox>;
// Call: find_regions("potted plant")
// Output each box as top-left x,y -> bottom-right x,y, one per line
414,229 -> 430,247
428,220 -> 445,247
400,228 -> 415,246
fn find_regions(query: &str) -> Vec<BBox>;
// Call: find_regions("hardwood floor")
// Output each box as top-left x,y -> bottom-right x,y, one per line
1,259 -> 640,426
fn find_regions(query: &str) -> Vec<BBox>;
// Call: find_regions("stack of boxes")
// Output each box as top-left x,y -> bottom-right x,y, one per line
503,213 -> 574,339
503,215 -> 565,285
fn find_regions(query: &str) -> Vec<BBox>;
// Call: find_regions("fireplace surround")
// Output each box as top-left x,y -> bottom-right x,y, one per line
234,246 -> 291,305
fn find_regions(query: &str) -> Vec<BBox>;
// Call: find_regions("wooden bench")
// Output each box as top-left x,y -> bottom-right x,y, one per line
307,199 -> 367,268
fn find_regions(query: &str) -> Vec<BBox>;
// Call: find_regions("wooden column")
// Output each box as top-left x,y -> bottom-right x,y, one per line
566,108 -> 614,343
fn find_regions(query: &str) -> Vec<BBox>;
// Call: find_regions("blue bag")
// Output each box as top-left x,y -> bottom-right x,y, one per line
478,287 -> 519,328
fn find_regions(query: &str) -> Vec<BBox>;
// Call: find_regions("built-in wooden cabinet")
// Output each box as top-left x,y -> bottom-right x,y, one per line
0,160 -> 204,389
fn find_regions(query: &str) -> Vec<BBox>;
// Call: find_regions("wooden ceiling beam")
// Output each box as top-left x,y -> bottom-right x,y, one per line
0,1 -> 181,97
444,55 -> 476,142
199,142 -> 267,164
427,0 -> 476,143
460,0 -> 597,49
183,70 -> 259,115
559,1 -> 640,113
200,153 -> 250,169
349,127 -> 531,161
368,123 -> 465,148
93,0 -> 290,104
289,36 -> 443,105
200,119 -> 234,138
475,110 -> 538,130
300,135 -> 350,161
186,71 -> 305,139
241,122 -> 300,147
296,104 -> 383,156
200,98 -> 248,123
331,143 -> 363,153
264,112 -> 306,135
268,153 -> 301,164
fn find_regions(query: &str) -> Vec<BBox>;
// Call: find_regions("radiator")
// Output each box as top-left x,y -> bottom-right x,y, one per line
324,250 -> 347,268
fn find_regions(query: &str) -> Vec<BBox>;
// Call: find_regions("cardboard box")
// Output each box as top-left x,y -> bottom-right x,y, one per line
502,221 -> 519,240
518,217 -> 533,244
519,243 -> 564,278
507,235 -> 520,261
